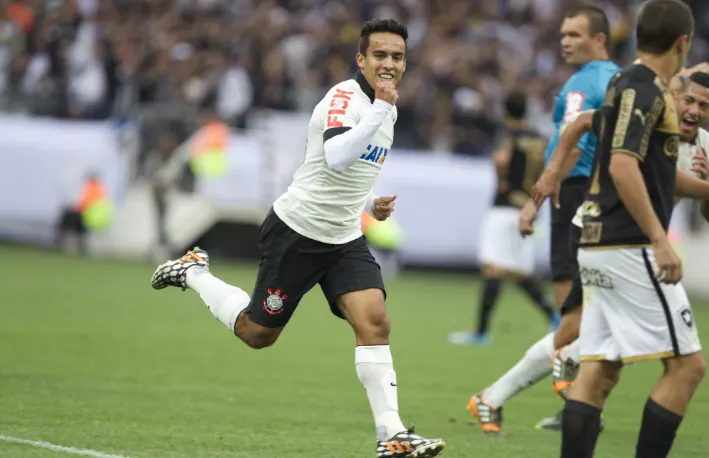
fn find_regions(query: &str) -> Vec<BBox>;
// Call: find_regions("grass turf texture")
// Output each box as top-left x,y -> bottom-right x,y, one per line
0,245 -> 707,457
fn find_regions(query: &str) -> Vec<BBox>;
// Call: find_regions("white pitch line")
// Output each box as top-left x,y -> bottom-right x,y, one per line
0,434 -> 130,458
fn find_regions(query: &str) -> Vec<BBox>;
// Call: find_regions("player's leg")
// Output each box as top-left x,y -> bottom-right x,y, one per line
560,253 -> 623,457
561,360 -> 621,457
449,208 -> 508,345
321,237 -> 445,457
627,277 -> 705,458
150,209 -> 324,349
634,352 -> 706,458
553,277 -> 584,396
534,277 -> 584,431
473,265 -> 503,343
467,331 -> 555,435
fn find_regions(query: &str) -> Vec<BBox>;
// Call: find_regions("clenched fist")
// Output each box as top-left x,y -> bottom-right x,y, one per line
375,81 -> 399,105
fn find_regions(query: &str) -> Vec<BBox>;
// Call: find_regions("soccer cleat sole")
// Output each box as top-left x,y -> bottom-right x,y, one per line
411,441 -> 445,457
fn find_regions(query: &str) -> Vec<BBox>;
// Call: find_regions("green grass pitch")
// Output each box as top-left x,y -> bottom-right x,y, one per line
0,245 -> 707,457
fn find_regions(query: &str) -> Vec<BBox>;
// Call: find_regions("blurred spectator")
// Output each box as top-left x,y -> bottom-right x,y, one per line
0,0 -> 706,156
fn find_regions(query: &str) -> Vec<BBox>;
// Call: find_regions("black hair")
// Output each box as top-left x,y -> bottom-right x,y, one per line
358,19 -> 408,55
565,5 -> 612,54
636,0 -> 694,54
505,89 -> 527,119
689,71 -> 709,89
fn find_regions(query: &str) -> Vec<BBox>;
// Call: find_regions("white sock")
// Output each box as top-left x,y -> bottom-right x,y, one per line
482,332 -> 555,408
560,339 -> 581,363
186,269 -> 250,332
355,345 -> 407,441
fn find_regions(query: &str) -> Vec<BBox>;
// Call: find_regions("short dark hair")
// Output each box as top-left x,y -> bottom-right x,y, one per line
505,90 -> 527,119
636,0 -> 694,54
566,5 -> 611,53
358,19 -> 408,55
689,72 -> 709,90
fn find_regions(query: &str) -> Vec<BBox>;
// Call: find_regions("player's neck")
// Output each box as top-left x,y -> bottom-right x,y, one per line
636,52 -> 675,85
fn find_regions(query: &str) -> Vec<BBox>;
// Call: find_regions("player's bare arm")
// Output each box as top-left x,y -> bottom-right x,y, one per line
518,199 -> 538,236
531,110 -> 595,207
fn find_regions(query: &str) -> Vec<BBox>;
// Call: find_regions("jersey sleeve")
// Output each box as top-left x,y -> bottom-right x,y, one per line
323,87 -> 361,142
610,83 -> 665,161
563,75 -> 603,153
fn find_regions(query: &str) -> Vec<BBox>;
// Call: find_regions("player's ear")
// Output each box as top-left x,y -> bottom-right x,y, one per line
593,32 -> 605,49
356,52 -> 365,71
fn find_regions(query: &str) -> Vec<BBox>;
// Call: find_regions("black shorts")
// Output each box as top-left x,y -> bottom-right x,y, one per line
550,177 -> 587,281
245,209 -> 386,328
560,274 -> 583,316
57,208 -> 86,234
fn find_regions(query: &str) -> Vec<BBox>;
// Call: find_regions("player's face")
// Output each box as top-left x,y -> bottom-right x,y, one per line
676,81 -> 709,141
356,32 -> 406,88
560,16 -> 594,67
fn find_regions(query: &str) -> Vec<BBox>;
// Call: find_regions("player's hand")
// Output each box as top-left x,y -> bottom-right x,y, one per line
531,170 -> 561,209
375,81 -> 399,105
692,147 -> 709,179
652,236 -> 683,284
372,195 -> 397,221
518,199 -> 538,237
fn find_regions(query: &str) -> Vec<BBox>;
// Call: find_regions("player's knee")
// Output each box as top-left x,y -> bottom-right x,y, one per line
667,353 -> 706,388
236,316 -> 281,349
577,361 -> 621,399
362,308 -> 390,340
241,329 -> 279,349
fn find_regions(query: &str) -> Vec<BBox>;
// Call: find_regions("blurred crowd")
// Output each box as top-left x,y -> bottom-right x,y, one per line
2,0 -> 709,155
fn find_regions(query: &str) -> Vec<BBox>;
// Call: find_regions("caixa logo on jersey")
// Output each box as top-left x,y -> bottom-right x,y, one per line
360,144 -> 389,165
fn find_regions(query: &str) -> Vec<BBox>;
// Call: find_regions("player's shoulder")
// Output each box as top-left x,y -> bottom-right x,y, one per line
321,78 -> 358,100
614,64 -> 663,92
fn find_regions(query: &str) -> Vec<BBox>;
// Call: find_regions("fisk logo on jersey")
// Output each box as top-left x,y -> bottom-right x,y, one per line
327,88 -> 354,128
360,144 -> 388,165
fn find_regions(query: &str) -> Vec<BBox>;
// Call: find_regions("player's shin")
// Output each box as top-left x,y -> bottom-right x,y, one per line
635,398 -> 683,458
355,345 -> 407,440
187,270 -> 250,333
482,332 -> 555,407
560,399 -> 602,458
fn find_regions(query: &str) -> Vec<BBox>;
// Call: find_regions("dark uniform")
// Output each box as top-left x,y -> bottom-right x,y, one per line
493,130 -> 547,209
561,65 -> 677,316
572,64 -> 697,364
580,65 -> 677,248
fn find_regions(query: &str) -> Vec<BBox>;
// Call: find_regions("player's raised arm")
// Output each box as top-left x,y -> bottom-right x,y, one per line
323,82 -> 397,172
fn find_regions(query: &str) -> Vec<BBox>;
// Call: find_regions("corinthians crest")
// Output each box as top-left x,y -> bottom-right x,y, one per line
264,288 -> 288,315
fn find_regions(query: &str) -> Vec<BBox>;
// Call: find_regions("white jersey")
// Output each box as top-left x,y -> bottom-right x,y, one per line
273,76 -> 396,244
572,128 -> 709,227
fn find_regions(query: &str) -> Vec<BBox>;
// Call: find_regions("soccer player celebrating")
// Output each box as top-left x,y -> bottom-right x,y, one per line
540,1 -> 702,456
523,68 -> 709,432
150,19 -> 445,458
466,5 -> 619,435
448,89 -> 558,346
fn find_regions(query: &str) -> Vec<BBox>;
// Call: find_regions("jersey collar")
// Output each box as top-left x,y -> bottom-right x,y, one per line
355,71 -> 376,103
